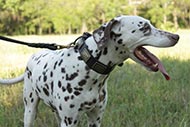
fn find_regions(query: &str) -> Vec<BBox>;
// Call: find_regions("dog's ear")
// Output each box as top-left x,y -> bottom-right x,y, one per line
93,18 -> 120,49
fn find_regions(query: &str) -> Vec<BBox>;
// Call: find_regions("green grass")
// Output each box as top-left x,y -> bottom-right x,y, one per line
0,30 -> 190,127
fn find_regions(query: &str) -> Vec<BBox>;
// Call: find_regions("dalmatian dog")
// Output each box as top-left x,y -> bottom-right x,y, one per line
0,15 -> 179,127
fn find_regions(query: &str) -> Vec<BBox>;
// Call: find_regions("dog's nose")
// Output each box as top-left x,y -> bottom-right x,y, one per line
171,34 -> 180,41
168,34 -> 180,44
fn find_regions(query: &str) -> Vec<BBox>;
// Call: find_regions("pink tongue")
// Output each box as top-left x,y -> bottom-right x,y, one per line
157,61 -> 170,80
145,49 -> 170,80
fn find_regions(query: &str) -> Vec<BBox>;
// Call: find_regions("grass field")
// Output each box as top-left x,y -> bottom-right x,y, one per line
0,30 -> 190,127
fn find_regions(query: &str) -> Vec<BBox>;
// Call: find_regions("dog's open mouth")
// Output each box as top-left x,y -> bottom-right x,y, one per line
134,46 -> 170,80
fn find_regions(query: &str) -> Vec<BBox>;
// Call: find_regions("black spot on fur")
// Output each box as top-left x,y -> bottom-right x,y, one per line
35,90 -> 39,96
26,67 -> 32,79
70,104 -> 75,108
31,98 -> 34,103
45,83 -> 49,90
43,63 -> 48,69
38,76 -> 41,81
61,68 -> 65,73
67,83 -> 73,93
61,53 -> 64,56
42,53 -> 48,57
68,117 -> 72,125
64,117 -> 68,126
71,95 -> 74,99
118,63 -> 124,67
110,31 -> 122,40
58,81 -> 62,88
62,86 -> 66,92
54,61 -> 58,69
89,87 -> 92,91
24,97 -> 27,105
85,66 -> 90,71
131,30 -> 136,33
93,99 -> 97,104
51,81 -> 54,95
57,93 -> 61,99
64,96 -> 70,101
37,60 -> 41,64
58,59 -> 63,66
43,88 -> 49,96
74,120 -> 78,125
74,87 -> 83,91
97,117 -> 100,121
85,75 -> 90,79
59,104 -> 62,111
78,56 -> 83,61
34,55 -> 42,61
117,39 -> 123,44
103,47 -> 108,55
78,108 -> 82,111
80,103 -> 84,108
78,79 -> 86,86
115,46 -> 119,51
93,79 -> 98,84
89,124 -> 97,127
50,71 -> 53,77
29,92 -> 32,98
66,72 -> 78,81
36,86 -> 41,93
43,75 -> 47,82
118,27 -> 121,32
74,91 -> 81,96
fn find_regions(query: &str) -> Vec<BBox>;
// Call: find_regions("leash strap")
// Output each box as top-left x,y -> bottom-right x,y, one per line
0,35 -> 68,50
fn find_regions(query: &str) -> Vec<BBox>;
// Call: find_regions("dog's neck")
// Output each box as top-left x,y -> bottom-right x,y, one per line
84,36 -> 129,68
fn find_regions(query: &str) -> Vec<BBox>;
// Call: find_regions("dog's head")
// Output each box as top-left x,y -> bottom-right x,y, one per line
93,15 -> 179,80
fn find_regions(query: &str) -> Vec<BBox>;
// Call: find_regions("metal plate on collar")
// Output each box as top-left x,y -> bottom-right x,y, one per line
80,48 -> 91,62
92,62 -> 107,73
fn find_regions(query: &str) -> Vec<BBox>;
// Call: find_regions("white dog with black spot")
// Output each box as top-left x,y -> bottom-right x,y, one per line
0,15 -> 179,127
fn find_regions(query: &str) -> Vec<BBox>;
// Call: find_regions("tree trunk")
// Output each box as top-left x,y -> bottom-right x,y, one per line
163,3 -> 167,26
81,21 -> 87,33
68,24 -> 72,34
173,9 -> 178,30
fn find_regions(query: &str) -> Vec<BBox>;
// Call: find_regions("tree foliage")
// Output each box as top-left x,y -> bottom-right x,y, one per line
0,0 -> 189,35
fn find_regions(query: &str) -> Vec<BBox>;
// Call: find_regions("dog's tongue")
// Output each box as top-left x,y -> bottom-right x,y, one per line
157,61 -> 170,80
147,50 -> 170,80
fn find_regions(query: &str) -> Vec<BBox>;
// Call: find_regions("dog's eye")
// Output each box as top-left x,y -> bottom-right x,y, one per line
143,23 -> 151,35
139,23 -> 151,35
144,24 -> 150,31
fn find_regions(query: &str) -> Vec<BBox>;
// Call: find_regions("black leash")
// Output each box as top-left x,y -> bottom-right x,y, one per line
0,36 -> 80,50
0,32 -> 92,50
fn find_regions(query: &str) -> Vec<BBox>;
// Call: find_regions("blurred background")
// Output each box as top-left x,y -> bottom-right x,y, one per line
0,0 -> 189,35
0,0 -> 190,127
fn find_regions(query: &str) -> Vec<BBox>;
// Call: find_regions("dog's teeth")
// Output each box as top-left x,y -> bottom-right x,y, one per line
153,63 -> 158,67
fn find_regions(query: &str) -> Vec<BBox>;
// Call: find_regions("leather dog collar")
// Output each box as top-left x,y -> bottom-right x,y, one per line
77,33 -> 115,75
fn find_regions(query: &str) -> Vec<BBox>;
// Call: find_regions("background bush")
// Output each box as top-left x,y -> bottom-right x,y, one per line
0,0 -> 190,35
